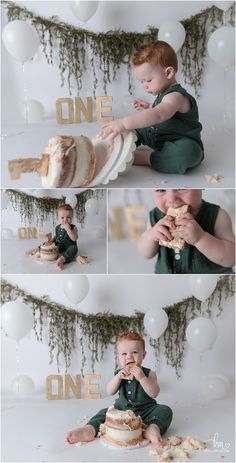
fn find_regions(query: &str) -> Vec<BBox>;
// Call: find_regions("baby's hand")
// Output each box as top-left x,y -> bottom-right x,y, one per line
130,365 -> 145,381
100,119 -> 126,141
118,368 -> 131,379
149,216 -> 175,243
133,99 -> 150,110
173,212 -> 205,245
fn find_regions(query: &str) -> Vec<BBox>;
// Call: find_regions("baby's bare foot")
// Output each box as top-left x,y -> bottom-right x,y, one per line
26,248 -> 38,256
151,436 -> 164,448
56,257 -> 65,270
65,426 -> 95,444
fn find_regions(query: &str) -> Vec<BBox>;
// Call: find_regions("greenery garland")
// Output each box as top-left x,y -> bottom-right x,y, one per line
5,188 -> 105,226
1,275 -> 234,377
2,1 -> 235,97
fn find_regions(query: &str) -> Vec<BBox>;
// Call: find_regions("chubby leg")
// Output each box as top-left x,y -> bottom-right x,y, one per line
133,149 -> 151,166
66,424 -> 96,444
143,423 -> 164,448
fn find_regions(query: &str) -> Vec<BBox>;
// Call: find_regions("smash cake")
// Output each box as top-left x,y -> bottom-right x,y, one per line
35,234 -> 59,263
8,131 -> 137,187
99,406 -> 147,448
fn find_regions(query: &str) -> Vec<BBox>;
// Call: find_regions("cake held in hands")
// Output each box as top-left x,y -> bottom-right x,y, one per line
99,406 -> 144,447
159,204 -> 189,251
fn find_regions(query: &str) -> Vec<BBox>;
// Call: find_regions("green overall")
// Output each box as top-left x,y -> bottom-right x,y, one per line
54,224 -> 78,263
149,200 -> 233,274
135,83 -> 204,174
87,366 -> 173,435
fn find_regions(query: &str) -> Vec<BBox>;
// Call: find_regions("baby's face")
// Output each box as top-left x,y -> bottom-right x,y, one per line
117,339 -> 146,368
152,189 -> 203,216
58,209 -> 73,225
134,62 -> 174,95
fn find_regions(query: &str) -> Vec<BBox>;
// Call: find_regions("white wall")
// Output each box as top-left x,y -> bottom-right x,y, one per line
1,274 -> 234,401
2,1 -> 235,131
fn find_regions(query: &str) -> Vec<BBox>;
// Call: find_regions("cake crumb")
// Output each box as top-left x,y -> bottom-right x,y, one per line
204,174 -> 223,183
160,180 -> 167,184
75,441 -> 84,447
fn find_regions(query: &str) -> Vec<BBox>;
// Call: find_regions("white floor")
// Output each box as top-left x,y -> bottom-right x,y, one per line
1,394 -> 235,462
2,119 -> 235,189
1,237 -> 107,274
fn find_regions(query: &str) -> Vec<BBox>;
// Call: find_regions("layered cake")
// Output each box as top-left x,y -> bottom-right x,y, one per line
41,135 -> 96,188
99,406 -> 144,447
38,242 -> 59,262
159,204 -> 189,251
8,131 -> 137,187
35,234 -> 59,262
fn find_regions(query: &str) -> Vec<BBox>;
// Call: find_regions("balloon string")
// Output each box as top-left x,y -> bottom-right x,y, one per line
15,341 -> 20,403
22,63 -> 29,127
197,353 -> 204,408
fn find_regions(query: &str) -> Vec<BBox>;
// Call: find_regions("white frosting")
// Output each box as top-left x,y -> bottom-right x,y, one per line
104,425 -> 142,442
41,136 -> 93,188
70,136 -> 91,187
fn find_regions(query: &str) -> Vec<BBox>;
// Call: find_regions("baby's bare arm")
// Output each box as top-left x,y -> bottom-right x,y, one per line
106,370 -> 127,395
139,370 -> 160,398
138,217 -> 174,258
195,208 -> 235,267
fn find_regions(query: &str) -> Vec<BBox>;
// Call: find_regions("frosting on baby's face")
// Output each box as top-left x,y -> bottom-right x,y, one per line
152,189 -> 203,216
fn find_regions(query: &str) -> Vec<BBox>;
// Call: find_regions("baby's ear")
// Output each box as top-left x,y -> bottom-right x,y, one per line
143,351 -> 147,359
165,66 -> 175,80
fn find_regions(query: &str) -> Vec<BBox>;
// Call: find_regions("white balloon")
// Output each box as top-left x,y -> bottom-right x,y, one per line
158,21 -> 186,52
144,309 -> 168,339
2,20 -> 40,62
70,1 -> 98,22
1,192 -> 10,210
63,275 -> 89,304
1,228 -> 14,239
1,301 -> 34,342
85,198 -> 99,215
188,275 -> 218,301
207,26 -> 235,68
65,195 -> 77,209
203,375 -> 230,399
217,1 -> 233,11
11,375 -> 35,398
186,317 -> 217,352
21,99 -> 45,123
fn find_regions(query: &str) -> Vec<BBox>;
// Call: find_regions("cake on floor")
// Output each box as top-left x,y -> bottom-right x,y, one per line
35,234 -> 59,262
99,406 -> 146,447
8,131 -> 137,187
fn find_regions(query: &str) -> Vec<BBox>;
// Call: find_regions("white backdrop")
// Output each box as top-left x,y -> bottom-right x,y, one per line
1,274 -> 234,401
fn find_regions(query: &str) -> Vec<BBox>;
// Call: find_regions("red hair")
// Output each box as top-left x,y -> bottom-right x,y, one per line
57,203 -> 73,213
116,331 -> 145,351
131,41 -> 178,72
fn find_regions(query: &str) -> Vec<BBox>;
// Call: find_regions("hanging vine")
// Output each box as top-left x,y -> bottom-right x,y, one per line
1,275 -> 234,377
2,1 -> 235,97
5,189 -> 105,226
